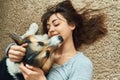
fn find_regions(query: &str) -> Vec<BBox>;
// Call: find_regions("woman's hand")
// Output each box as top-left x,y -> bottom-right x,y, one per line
8,43 -> 27,62
20,63 -> 46,80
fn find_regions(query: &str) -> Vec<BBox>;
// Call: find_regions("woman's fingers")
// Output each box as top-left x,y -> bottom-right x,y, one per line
8,43 -> 28,62
10,45 -> 26,54
25,64 -> 44,73
9,55 -> 23,62
20,63 -> 41,74
20,63 -> 46,80
20,63 -> 30,74
21,43 -> 28,48
19,63 -> 29,79
9,49 -> 25,57
20,63 -> 36,80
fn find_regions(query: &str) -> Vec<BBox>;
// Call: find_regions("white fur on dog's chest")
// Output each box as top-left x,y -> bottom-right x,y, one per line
6,58 -> 21,80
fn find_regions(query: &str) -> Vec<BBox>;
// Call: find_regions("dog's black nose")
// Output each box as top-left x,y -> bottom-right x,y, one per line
58,36 -> 63,42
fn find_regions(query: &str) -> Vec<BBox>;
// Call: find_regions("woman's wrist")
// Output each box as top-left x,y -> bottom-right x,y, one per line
5,43 -> 16,57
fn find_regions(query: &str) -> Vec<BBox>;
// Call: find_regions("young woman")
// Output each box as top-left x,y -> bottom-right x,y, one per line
7,0 -> 107,80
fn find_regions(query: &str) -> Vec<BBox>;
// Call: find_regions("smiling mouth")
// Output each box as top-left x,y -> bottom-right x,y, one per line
51,34 -> 60,37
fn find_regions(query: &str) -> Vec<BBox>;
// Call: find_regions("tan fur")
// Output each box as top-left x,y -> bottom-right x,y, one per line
10,33 -> 62,74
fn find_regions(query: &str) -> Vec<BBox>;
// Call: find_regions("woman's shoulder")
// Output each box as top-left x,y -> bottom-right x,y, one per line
66,51 -> 93,67
52,51 -> 93,70
76,52 -> 92,64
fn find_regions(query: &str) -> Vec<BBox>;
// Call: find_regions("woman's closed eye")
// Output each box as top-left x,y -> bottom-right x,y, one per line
46,23 -> 60,31
54,23 -> 60,27
53,20 -> 61,27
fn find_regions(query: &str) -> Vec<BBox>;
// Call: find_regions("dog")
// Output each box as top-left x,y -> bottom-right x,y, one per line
0,23 -> 63,80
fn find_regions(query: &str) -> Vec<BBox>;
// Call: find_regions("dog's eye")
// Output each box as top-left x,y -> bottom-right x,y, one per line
38,42 -> 44,46
46,50 -> 50,58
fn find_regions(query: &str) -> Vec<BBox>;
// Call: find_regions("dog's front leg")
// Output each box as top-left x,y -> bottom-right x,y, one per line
42,53 -> 54,74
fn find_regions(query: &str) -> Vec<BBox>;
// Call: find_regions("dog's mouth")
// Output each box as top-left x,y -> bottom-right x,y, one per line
23,49 -> 50,68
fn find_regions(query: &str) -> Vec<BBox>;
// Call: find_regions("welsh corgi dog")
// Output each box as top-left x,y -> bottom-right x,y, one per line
0,23 -> 63,80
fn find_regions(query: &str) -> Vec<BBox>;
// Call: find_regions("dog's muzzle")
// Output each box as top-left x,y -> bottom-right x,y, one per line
49,35 -> 63,46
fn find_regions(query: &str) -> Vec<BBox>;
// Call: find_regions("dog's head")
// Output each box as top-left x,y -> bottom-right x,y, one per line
9,23 -> 63,74
23,34 -> 63,67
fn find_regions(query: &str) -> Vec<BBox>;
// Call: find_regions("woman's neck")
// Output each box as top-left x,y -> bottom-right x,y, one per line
54,38 -> 77,65
56,38 -> 77,55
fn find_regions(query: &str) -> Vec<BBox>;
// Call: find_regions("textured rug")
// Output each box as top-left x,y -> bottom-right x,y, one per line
0,0 -> 120,79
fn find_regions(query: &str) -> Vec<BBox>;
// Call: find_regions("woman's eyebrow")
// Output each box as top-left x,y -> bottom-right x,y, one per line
47,19 -> 58,26
47,19 -> 58,24
52,19 -> 58,23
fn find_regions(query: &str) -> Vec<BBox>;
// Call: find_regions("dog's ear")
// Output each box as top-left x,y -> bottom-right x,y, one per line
9,33 -> 24,45
9,23 -> 39,45
21,23 -> 39,39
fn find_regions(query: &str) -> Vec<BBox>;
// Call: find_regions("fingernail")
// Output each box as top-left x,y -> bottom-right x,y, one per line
26,64 -> 30,67
26,64 -> 32,68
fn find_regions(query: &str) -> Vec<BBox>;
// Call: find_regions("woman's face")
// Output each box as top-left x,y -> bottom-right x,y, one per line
47,13 -> 75,42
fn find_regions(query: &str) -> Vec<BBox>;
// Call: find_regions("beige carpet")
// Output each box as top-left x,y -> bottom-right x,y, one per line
0,0 -> 120,79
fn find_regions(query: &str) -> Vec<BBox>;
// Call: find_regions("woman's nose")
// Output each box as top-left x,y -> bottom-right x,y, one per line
49,26 -> 55,33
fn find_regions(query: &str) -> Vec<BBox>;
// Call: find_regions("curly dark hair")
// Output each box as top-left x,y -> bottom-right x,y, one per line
41,0 -> 107,50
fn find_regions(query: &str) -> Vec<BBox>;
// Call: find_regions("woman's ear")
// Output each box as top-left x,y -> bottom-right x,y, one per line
69,23 -> 76,30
